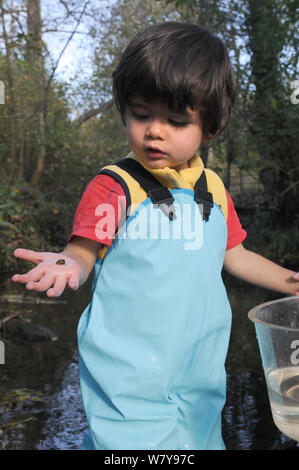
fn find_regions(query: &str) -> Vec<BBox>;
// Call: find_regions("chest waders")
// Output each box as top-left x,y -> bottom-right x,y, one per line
78,156 -> 232,450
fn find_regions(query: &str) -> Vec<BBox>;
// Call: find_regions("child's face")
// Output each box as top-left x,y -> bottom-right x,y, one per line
125,98 -> 203,171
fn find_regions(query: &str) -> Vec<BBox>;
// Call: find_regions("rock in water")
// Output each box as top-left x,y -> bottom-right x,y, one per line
2,318 -> 58,342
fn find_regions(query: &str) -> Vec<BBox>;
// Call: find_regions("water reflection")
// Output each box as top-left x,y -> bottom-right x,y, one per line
36,354 -> 87,450
0,274 -> 298,450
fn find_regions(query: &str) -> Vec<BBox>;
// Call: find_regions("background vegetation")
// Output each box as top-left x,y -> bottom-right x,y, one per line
0,0 -> 298,274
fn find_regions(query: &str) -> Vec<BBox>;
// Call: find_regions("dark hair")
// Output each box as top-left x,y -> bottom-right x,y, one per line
112,22 -> 236,140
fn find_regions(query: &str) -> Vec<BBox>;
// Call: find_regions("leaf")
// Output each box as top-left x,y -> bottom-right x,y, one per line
1,388 -> 43,406
0,219 -> 21,232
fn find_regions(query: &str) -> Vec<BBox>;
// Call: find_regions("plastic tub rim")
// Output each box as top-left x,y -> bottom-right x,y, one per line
248,295 -> 299,331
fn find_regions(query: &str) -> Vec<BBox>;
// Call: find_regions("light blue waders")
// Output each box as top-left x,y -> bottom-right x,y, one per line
77,161 -> 231,450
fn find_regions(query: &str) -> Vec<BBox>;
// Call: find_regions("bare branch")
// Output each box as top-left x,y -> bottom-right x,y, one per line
43,29 -> 89,35
45,0 -> 90,94
58,0 -> 76,19
73,99 -> 114,127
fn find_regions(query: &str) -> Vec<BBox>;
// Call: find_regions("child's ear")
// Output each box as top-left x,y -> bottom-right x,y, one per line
202,130 -> 218,143
202,134 -> 211,144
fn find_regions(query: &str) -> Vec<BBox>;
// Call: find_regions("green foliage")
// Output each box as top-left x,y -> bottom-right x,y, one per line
0,182 -> 36,271
241,208 -> 299,268
0,180 -> 74,272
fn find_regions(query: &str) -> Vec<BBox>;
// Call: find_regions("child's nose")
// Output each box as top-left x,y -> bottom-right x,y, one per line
145,119 -> 165,139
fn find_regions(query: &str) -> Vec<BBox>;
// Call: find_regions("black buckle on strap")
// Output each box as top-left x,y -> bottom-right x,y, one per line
148,188 -> 176,220
148,187 -> 174,205
194,187 -> 213,222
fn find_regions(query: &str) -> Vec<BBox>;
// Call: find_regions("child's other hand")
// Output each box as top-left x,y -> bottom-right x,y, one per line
11,248 -> 80,297
293,272 -> 299,295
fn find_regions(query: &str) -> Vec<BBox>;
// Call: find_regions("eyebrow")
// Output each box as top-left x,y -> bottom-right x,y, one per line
129,99 -> 149,109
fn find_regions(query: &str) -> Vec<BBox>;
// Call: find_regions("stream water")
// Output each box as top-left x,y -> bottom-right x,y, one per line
0,273 -> 298,451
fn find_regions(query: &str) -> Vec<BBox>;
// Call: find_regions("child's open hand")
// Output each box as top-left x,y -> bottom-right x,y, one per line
11,248 -> 80,297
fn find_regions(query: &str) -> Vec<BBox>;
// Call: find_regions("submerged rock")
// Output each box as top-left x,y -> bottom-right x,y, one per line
1,317 -> 58,342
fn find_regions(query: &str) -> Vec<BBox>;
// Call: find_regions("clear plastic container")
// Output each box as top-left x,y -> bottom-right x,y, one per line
248,296 -> 299,442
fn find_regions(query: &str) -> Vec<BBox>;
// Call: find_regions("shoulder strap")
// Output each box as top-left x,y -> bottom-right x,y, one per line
100,158 -> 218,223
99,168 -> 132,206
194,171 -> 214,222
99,157 -> 228,224
97,159 -> 226,260
115,158 -> 216,221
115,158 -> 176,220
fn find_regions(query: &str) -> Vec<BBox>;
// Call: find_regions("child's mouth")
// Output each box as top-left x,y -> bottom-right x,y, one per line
145,147 -> 166,158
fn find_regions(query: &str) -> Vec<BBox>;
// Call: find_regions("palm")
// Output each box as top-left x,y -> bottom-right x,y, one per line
12,249 -> 80,297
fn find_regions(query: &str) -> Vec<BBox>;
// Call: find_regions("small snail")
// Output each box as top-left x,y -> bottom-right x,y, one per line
56,259 -> 66,265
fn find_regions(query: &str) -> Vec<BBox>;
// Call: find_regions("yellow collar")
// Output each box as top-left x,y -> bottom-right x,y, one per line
128,151 -> 205,190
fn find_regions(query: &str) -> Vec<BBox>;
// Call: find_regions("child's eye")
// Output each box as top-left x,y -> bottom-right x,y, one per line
169,119 -> 189,127
131,111 -> 149,121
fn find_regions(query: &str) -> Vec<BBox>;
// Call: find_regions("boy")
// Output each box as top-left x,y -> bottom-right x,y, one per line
12,23 -> 299,450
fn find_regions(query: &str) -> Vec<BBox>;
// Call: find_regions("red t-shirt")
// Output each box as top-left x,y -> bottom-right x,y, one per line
68,174 -> 247,250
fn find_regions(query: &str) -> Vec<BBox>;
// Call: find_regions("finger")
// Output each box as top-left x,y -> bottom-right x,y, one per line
12,266 -> 45,284
293,272 -> 299,280
67,273 -> 80,291
46,274 -> 69,297
13,248 -> 44,264
26,272 -> 56,292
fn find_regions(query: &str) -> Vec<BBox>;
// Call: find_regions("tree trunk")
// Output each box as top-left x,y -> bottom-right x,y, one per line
26,0 -> 41,65
0,0 -> 16,181
225,134 -> 234,191
26,0 -> 47,187
246,0 -> 299,225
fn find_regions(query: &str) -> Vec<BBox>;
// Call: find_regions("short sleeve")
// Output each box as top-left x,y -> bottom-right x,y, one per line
226,190 -> 247,250
68,175 -> 126,246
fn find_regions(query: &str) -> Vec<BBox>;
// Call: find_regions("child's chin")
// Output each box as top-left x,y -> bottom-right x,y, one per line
145,156 -> 168,168
147,161 -> 166,168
